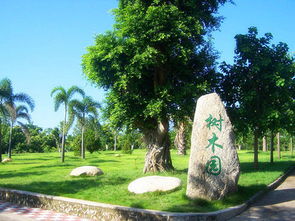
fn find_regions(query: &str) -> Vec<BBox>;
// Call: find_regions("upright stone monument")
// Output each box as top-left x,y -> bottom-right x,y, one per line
186,93 -> 240,200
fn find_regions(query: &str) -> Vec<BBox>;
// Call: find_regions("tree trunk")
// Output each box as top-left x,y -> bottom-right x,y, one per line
238,144 -> 242,150
277,132 -> 281,159
270,132 -> 274,163
8,122 -> 13,158
0,121 -> 2,162
262,136 -> 267,152
114,134 -> 117,151
174,121 -> 186,155
81,126 -> 85,159
253,131 -> 259,169
291,137 -> 293,157
143,119 -> 174,173
61,106 -> 67,163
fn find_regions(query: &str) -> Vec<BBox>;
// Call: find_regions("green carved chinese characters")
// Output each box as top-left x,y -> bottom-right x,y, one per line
205,114 -> 224,176
206,156 -> 222,176
205,114 -> 224,132
205,132 -> 223,153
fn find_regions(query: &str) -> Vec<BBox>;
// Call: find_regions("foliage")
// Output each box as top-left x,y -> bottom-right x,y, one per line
119,128 -> 143,154
220,27 -> 295,136
9,125 -> 58,153
70,118 -> 102,155
220,27 -> 295,167
69,95 -> 100,158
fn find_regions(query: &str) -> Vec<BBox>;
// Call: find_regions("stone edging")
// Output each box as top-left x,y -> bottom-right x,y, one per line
0,165 -> 294,221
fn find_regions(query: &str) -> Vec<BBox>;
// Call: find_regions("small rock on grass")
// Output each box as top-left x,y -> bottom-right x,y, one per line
2,158 -> 12,163
70,166 -> 103,177
128,176 -> 182,194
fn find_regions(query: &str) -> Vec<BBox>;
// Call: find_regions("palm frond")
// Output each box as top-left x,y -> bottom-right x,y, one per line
4,103 -> 16,122
17,121 -> 31,144
67,86 -> 85,100
16,105 -> 29,114
13,93 -> 35,111
53,93 -> 66,111
0,78 -> 13,99
50,86 -> 66,97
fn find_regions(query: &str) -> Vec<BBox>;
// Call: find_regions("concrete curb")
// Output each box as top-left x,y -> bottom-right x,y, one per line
0,165 -> 294,221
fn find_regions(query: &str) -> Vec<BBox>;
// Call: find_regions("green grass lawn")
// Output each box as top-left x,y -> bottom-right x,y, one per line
0,149 -> 294,212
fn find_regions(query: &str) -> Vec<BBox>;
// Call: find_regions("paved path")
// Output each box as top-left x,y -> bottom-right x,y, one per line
0,200 -> 92,221
230,169 -> 295,221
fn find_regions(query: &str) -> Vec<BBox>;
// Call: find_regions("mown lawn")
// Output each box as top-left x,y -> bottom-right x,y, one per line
0,149 -> 294,212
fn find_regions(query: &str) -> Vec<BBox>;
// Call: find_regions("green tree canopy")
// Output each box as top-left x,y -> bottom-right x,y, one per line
220,27 -> 295,168
83,0 -> 230,172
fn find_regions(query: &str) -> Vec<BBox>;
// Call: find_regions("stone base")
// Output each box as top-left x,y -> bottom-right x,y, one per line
0,187 -> 244,221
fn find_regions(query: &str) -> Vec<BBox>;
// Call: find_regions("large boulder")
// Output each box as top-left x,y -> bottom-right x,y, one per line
70,166 -> 103,177
186,93 -> 240,200
2,158 -> 12,163
128,176 -> 181,194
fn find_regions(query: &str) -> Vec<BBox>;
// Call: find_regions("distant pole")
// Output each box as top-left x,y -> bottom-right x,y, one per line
291,137 -> 293,157
270,132 -> 274,163
263,136 -> 267,152
277,132 -> 281,159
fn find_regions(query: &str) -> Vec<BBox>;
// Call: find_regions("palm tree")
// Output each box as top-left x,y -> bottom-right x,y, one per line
0,78 -> 11,161
69,96 -> 100,159
0,78 -> 34,159
51,86 -> 84,162
7,105 -> 32,158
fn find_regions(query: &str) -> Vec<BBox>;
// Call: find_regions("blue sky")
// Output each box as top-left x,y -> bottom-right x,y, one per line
0,0 -> 294,129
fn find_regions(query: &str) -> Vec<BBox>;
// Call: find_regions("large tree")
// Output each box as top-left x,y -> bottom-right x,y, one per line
69,96 -> 100,159
83,0 -> 229,173
51,86 -> 84,162
220,27 -> 295,168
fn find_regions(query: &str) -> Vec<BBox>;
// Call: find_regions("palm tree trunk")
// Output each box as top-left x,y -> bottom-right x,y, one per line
270,132 -> 274,163
81,125 -> 85,159
8,122 -> 13,158
61,106 -> 67,163
253,130 -> 259,169
277,132 -> 281,159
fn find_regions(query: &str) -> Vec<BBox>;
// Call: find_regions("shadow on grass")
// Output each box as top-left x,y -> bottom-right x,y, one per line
0,171 -> 49,179
13,157 -> 59,161
240,161 -> 295,174
171,168 -> 188,174
0,176 -> 129,196
87,159 -> 119,164
164,184 -> 267,213
130,202 -> 145,209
